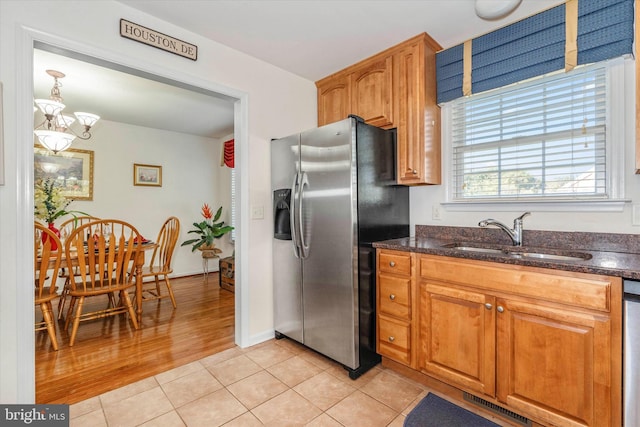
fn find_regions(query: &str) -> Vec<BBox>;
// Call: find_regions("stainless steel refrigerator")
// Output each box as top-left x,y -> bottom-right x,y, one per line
271,116 -> 409,379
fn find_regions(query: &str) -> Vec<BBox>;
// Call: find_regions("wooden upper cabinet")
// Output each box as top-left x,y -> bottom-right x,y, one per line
316,73 -> 350,126
315,33 -> 442,185
350,56 -> 394,128
395,34 -> 441,185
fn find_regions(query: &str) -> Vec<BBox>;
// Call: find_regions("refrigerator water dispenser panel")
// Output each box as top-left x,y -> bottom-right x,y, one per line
273,189 -> 292,240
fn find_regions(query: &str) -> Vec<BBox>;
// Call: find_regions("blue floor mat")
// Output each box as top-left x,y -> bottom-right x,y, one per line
404,393 -> 500,427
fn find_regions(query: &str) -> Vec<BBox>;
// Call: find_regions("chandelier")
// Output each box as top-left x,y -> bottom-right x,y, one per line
34,70 -> 100,153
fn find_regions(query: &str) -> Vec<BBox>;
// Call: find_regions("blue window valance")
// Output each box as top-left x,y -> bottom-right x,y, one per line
436,0 -> 634,104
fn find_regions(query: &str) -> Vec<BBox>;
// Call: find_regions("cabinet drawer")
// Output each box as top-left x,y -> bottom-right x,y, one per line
378,315 -> 410,365
379,252 -> 412,276
379,275 -> 411,319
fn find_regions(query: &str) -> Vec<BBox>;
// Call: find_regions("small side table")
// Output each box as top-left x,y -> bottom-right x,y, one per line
201,252 -> 219,282
219,256 -> 235,292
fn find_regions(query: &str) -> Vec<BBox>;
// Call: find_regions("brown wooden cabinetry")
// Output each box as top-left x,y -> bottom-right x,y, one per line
420,283 -> 496,397
418,255 -> 622,427
316,33 -> 441,185
376,250 -> 417,367
350,56 -> 394,128
317,73 -> 350,127
394,37 -> 441,185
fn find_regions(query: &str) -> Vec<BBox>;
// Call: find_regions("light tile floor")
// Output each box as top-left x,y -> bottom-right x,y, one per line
69,338 -> 509,427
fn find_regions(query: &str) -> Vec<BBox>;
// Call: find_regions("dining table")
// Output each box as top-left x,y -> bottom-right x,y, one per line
37,241 -> 158,325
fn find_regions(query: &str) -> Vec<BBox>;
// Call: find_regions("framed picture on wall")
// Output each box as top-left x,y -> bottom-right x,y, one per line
34,146 -> 94,200
133,163 -> 162,187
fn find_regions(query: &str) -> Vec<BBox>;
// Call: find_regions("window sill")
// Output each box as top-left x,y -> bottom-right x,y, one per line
441,199 -> 630,213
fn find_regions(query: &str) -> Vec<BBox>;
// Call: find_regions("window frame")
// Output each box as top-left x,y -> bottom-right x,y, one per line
442,57 -> 630,213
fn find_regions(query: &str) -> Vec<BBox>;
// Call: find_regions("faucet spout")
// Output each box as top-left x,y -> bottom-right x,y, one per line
478,212 -> 530,246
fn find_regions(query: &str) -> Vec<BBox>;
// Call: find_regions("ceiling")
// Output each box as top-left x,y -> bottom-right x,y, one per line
35,0 -> 565,139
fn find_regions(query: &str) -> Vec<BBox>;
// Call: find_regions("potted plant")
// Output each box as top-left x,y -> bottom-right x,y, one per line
181,203 -> 234,258
34,178 -> 88,250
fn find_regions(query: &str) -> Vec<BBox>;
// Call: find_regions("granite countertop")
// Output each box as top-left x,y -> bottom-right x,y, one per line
372,225 -> 640,280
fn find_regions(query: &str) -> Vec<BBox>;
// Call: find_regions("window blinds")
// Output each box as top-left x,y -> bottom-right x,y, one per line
436,0 -> 633,104
451,63 -> 607,201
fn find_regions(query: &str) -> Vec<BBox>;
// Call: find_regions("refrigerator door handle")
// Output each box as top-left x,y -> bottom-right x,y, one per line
298,171 -> 310,259
290,173 -> 301,259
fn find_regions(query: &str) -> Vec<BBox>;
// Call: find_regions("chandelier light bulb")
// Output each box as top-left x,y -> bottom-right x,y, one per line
55,114 -> 75,131
74,112 -> 100,128
34,130 -> 76,154
34,99 -> 65,118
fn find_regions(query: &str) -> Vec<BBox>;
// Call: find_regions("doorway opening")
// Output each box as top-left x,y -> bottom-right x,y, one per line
30,41 -> 246,402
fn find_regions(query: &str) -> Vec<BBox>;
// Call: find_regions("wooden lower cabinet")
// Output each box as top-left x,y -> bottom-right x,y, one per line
496,298 -> 613,426
410,254 -> 622,427
420,283 -> 496,397
376,250 -> 417,368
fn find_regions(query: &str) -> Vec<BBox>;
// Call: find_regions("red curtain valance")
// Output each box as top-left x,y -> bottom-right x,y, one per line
223,139 -> 234,168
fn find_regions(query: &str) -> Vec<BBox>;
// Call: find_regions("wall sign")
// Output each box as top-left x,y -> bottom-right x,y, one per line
120,19 -> 198,61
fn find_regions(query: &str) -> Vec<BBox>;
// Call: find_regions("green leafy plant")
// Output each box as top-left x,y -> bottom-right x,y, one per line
181,203 -> 234,252
34,178 -> 88,224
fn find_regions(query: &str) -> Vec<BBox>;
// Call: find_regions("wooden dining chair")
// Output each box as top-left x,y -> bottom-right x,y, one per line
140,216 -> 180,308
63,219 -> 141,346
34,223 -> 62,351
57,215 -> 101,320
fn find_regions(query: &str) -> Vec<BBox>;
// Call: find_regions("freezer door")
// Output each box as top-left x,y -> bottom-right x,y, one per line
271,134 -> 303,342
300,118 -> 359,369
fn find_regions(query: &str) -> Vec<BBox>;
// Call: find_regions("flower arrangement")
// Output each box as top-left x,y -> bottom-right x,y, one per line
34,178 -> 77,224
181,203 -> 234,252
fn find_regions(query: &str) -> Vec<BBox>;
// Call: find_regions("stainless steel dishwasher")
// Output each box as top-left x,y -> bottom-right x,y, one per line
624,280 -> 640,427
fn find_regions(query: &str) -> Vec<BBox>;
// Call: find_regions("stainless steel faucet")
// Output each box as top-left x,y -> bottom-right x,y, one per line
478,212 -> 531,246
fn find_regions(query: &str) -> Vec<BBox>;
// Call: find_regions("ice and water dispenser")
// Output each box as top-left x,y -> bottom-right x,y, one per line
273,189 -> 292,240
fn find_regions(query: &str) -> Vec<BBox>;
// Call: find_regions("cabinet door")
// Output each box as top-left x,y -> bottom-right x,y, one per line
395,39 -> 441,185
317,74 -> 350,126
496,299 -> 613,427
350,56 -> 394,128
419,282 -> 496,396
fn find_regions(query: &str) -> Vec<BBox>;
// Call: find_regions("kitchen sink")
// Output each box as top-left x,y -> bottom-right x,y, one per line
440,244 -> 504,254
507,251 -> 592,261
440,243 -> 592,262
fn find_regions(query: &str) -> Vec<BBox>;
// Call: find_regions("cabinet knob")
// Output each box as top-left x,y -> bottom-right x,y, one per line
497,306 -> 504,313
412,169 -> 417,175
389,261 -> 396,267
389,294 -> 396,301
388,336 -> 395,342
484,303 -> 492,310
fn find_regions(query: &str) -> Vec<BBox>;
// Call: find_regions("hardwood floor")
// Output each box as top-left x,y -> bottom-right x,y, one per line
35,273 -> 236,404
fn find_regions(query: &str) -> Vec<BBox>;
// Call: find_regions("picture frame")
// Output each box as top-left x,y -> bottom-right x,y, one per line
133,163 -> 162,187
34,146 -> 94,200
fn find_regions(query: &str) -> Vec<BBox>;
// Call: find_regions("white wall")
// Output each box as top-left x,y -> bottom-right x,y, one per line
0,0 -> 317,403
64,120 -> 233,276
